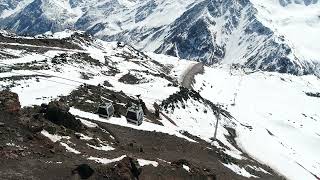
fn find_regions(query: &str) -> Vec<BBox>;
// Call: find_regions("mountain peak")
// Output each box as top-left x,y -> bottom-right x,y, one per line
0,0 -> 319,76
279,0 -> 319,6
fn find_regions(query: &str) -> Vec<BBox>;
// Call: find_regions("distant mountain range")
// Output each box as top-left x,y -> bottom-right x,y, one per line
0,0 -> 319,76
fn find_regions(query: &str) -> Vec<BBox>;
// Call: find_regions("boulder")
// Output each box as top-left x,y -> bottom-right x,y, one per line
0,90 -> 21,113
44,101 -> 83,132
72,164 -> 94,179
47,101 -> 69,113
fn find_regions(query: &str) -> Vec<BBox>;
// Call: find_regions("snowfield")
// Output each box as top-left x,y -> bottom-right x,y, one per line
251,0 -> 320,61
193,65 -> 320,180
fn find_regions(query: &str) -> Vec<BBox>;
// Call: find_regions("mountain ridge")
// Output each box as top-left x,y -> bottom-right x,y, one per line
0,0 -> 319,76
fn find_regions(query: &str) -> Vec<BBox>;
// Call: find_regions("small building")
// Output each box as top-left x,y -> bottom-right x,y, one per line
126,105 -> 144,126
97,102 -> 114,119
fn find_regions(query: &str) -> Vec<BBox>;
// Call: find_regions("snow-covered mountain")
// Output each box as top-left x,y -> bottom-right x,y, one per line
0,0 -> 320,178
0,30 -> 281,179
0,31 -> 320,180
0,0 -> 319,76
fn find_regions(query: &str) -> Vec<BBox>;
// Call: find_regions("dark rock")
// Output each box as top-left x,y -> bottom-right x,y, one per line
47,101 -> 70,113
98,157 -> 142,180
103,80 -> 113,87
87,139 -> 100,147
0,90 -> 21,113
26,134 -> 34,140
305,92 -> 320,98
118,73 -> 141,84
75,133 -> 82,139
44,126 -> 57,135
72,164 -> 94,179
129,158 -> 142,179
139,147 -> 144,153
40,103 -> 48,113
171,159 -> 190,167
44,101 -> 83,132
117,42 -> 125,48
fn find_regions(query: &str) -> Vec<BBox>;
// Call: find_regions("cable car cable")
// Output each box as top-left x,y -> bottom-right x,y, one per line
0,62 -> 165,101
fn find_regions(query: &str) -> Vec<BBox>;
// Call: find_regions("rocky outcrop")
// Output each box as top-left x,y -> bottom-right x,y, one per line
96,157 -> 142,180
43,101 -> 84,132
0,90 -> 21,113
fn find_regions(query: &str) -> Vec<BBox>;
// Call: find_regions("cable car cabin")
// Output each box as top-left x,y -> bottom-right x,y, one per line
126,105 -> 144,126
97,103 -> 114,119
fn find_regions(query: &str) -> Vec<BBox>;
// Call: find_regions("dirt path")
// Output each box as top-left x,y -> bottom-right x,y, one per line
181,62 -> 204,90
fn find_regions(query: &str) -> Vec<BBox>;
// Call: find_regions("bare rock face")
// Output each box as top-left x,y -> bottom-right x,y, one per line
0,90 -> 21,113
43,101 -> 83,132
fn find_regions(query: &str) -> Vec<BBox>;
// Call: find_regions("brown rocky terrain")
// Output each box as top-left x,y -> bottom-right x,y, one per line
0,90 -> 285,180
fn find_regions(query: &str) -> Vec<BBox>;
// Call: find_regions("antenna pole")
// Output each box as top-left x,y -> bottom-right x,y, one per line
136,95 -> 141,107
213,104 -> 220,141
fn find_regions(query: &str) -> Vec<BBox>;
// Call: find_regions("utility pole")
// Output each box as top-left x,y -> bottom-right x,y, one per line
213,104 -> 220,141
136,94 -> 141,106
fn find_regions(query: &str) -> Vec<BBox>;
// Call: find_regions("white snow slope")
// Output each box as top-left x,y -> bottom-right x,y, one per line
251,0 -> 320,62
193,64 -> 320,180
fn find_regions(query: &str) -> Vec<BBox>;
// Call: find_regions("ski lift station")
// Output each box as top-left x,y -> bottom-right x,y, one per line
97,102 -> 114,119
126,105 -> 144,126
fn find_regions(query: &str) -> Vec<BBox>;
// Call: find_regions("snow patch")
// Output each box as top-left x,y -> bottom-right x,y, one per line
75,133 -> 93,140
183,165 -> 190,172
88,155 -> 127,164
87,144 -> 115,152
41,130 -> 70,143
138,159 -> 159,167
78,118 -> 98,128
223,163 -> 258,178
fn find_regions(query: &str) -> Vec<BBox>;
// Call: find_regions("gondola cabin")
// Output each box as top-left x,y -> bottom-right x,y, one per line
97,103 -> 114,119
126,105 -> 144,126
